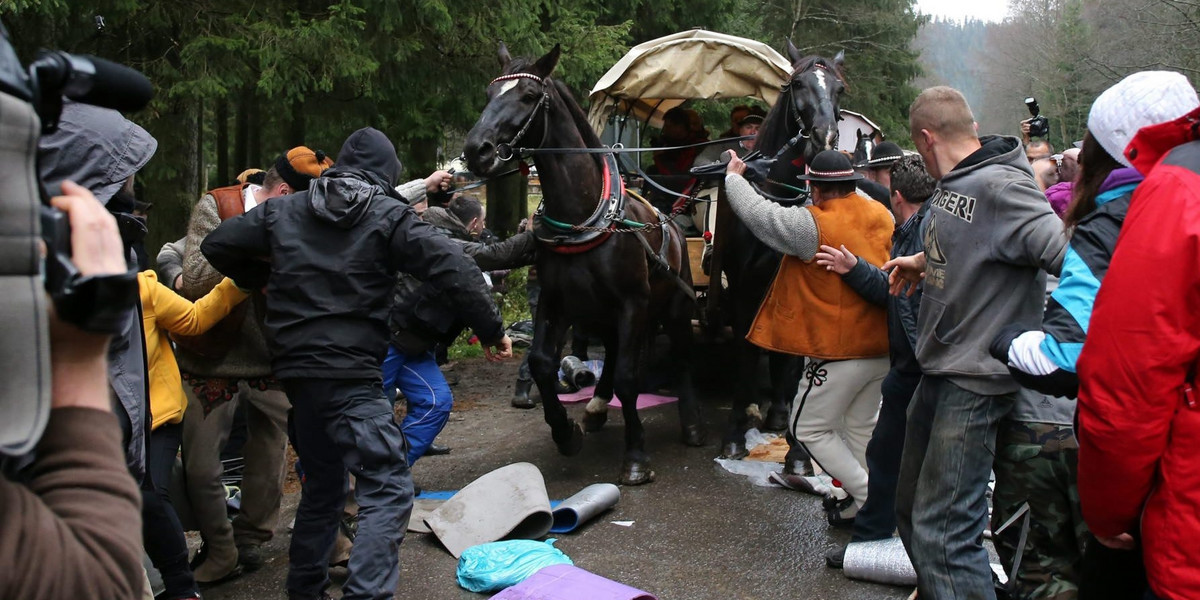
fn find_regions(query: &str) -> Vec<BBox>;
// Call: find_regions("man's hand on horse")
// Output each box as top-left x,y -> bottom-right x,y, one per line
425,170 -> 453,193
484,334 -> 514,362
815,244 -> 858,275
724,150 -> 746,176
881,252 -> 926,297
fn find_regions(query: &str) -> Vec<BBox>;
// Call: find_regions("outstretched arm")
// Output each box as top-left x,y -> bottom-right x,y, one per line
388,207 -> 510,358
817,244 -> 889,307
462,230 -> 539,271
144,273 -> 249,337
723,152 -> 819,259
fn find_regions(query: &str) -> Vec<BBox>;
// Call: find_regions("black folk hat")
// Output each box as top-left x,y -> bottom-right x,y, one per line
797,150 -> 865,183
867,141 -> 905,167
738,113 -> 765,127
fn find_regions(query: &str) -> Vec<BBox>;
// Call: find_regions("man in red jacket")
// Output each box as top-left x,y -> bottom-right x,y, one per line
1076,104 -> 1200,599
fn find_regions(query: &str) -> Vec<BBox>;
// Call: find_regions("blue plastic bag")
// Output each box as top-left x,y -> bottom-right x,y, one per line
456,539 -> 573,593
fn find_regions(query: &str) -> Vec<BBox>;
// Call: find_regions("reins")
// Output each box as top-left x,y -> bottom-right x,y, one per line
473,64 -> 832,232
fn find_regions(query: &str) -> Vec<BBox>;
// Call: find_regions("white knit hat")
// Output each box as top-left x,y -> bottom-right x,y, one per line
1088,71 -> 1199,167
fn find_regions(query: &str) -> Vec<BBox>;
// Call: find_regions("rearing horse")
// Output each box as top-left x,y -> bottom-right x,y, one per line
714,44 -> 848,462
464,44 -> 703,485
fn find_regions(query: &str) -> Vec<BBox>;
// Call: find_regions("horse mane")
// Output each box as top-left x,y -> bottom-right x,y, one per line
755,54 -> 846,157
549,79 -> 604,150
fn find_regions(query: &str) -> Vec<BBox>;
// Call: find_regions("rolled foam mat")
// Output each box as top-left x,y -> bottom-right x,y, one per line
424,462 -> 554,558
842,537 -> 918,586
549,483 -> 620,533
490,564 -> 657,600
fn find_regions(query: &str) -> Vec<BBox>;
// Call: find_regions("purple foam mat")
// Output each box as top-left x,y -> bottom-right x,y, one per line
489,564 -> 657,600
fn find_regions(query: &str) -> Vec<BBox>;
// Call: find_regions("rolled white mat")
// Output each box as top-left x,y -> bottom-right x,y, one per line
549,483 -> 621,533
842,537 -> 918,587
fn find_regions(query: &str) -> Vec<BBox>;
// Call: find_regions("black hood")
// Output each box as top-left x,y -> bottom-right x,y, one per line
309,128 -> 405,229
337,127 -> 403,186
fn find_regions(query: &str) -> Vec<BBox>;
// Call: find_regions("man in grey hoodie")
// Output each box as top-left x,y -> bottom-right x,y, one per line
884,87 -> 1068,599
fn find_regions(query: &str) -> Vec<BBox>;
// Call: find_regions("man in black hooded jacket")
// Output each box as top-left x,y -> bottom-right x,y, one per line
202,127 -> 511,600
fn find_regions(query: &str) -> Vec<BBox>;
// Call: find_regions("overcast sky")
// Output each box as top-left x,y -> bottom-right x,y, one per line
915,0 -> 1010,22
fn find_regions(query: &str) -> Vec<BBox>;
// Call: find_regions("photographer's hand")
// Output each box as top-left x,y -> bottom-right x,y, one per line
47,181 -> 126,411
1019,119 -> 1032,144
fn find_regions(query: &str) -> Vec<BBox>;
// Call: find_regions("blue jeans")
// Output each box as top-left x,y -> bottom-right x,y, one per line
283,378 -> 412,600
851,368 -> 921,542
382,346 -> 453,466
896,376 -> 1015,599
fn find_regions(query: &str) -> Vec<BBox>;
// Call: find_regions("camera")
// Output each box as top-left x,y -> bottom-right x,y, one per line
1,21 -> 152,456
1024,97 -> 1050,138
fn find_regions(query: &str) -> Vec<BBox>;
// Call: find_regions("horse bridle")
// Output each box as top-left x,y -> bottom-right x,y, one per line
489,72 -> 551,162
777,62 -> 845,152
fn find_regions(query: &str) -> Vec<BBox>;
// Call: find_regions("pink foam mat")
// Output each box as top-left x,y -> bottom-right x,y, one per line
556,386 -> 677,409
490,564 -> 657,600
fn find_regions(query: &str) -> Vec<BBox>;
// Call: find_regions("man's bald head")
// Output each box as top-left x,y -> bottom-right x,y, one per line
909,86 -> 977,142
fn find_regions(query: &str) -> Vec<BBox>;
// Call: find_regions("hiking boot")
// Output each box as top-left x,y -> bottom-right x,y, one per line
329,530 -> 353,568
424,442 -> 451,456
511,378 -> 536,409
236,544 -> 264,573
768,471 -> 822,496
823,494 -> 858,528
825,545 -> 847,569
193,542 -> 242,587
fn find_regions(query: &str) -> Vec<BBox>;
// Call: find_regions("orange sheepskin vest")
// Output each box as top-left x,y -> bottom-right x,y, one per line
748,192 -> 894,359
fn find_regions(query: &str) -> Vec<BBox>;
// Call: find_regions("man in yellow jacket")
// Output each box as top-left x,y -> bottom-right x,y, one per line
138,270 -> 248,600
724,149 -> 894,526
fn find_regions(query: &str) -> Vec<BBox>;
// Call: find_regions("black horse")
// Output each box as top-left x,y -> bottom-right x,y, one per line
713,43 -> 848,462
464,44 -> 703,485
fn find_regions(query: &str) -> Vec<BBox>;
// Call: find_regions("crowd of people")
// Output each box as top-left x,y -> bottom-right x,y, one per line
723,72 -> 1200,600
3,96 -> 523,600
3,56 -> 1200,600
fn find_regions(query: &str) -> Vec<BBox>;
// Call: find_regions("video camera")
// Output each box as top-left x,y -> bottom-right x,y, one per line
0,21 -> 153,456
1023,97 -> 1050,138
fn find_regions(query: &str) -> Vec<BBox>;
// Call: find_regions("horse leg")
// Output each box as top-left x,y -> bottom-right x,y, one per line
569,329 -> 589,361
719,340 -> 759,459
582,337 -> 615,432
765,352 -> 801,432
530,304 -> 583,456
667,297 -> 704,447
614,303 -> 653,485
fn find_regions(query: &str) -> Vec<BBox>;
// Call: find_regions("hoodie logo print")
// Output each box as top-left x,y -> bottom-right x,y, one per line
924,218 -> 947,289
928,188 -> 976,223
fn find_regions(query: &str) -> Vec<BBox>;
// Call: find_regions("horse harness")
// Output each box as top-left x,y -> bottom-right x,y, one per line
489,71 -> 695,298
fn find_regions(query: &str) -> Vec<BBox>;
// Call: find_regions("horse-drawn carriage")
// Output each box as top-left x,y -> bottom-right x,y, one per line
584,30 -> 883,316
463,32 -> 871,483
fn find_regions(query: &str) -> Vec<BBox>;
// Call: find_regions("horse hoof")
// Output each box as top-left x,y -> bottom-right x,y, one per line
763,409 -> 789,432
582,410 -> 608,432
719,441 -> 748,460
680,424 -> 705,447
554,421 -> 585,456
746,414 -> 764,431
619,460 -> 656,485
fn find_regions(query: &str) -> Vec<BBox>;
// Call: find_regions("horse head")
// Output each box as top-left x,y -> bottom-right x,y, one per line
757,42 -> 847,167
464,43 -> 562,177
852,128 -> 874,168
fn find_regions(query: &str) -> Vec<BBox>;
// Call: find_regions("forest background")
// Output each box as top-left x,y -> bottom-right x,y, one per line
3,0 -> 1197,248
